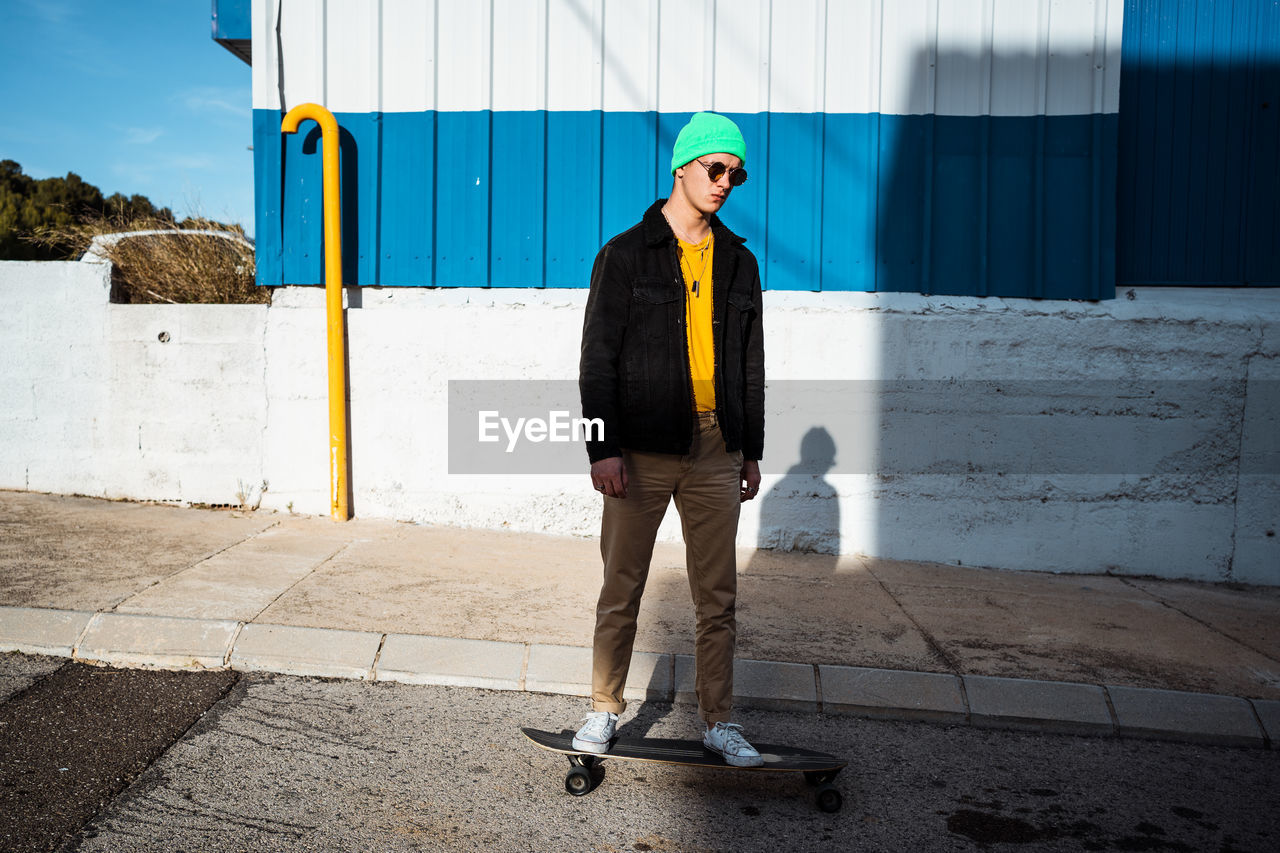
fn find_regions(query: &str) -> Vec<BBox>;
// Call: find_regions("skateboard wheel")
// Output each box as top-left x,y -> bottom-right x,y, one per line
565,767 -> 592,797
815,785 -> 842,813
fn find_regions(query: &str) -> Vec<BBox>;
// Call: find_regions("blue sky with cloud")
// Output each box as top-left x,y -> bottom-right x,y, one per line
1,0 -> 254,234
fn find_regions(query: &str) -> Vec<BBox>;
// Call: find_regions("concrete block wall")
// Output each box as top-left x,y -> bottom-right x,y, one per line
0,261 -> 269,506
1,260 -> 1276,584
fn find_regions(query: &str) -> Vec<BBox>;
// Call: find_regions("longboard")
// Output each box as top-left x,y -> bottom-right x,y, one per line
522,727 -> 847,812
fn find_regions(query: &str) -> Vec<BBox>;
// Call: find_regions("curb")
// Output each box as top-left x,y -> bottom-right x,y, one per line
1,605 -> 1274,750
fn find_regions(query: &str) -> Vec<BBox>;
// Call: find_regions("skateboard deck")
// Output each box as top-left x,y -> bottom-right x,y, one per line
522,727 -> 847,812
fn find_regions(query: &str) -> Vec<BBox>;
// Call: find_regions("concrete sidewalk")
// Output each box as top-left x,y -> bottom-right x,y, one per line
2,490 -> 1278,749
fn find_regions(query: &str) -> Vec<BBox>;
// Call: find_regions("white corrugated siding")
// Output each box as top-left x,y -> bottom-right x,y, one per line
252,0 -> 1124,116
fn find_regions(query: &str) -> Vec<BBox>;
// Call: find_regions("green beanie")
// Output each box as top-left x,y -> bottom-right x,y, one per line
670,112 -> 747,175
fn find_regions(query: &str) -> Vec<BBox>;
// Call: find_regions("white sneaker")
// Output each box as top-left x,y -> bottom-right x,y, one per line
571,711 -> 617,753
703,722 -> 764,767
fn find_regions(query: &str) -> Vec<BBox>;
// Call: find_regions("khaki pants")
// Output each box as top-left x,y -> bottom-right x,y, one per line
590,412 -> 743,726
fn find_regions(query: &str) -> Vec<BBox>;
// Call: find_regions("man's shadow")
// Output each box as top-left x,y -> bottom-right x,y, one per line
751,426 -> 840,557
618,426 -> 841,742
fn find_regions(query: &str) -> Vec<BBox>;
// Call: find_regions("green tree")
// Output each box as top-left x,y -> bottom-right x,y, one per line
0,160 -> 37,259
0,160 -> 175,260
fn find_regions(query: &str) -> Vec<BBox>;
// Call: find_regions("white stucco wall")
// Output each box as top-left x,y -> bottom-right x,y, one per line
2,260 -> 1276,584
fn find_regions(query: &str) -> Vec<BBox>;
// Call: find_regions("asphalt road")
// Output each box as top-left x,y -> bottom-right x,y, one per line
1,653 -> 1277,852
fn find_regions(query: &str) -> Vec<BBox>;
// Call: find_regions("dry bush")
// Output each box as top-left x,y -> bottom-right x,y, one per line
27,213 -> 267,305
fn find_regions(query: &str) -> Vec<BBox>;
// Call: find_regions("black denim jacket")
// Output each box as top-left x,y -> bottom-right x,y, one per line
579,199 -> 765,463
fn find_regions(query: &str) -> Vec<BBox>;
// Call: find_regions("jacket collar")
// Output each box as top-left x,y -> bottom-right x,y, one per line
642,198 -> 746,248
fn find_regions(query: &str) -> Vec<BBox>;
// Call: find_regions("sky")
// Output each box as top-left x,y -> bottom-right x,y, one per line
1,0 -> 255,234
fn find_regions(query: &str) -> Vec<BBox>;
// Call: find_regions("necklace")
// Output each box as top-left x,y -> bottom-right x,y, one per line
678,234 -> 711,296
662,209 -> 712,296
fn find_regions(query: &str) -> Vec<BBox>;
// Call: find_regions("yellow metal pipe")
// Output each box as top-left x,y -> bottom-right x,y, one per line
281,103 -> 350,521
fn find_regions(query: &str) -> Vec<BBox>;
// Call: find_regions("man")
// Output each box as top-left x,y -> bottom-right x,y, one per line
576,112 -> 765,766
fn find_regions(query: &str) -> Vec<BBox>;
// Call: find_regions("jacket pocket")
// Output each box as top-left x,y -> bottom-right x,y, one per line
724,291 -> 754,367
726,290 -> 754,323
633,279 -> 679,307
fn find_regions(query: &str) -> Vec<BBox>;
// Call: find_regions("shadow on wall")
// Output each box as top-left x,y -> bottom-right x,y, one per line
750,427 -> 840,559
300,123 -> 361,286
869,39 -> 1278,579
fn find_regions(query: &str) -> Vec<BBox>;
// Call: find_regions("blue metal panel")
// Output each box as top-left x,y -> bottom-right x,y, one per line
1246,0 -> 1280,284
255,108 -> 1117,297
342,113 -> 379,286
211,0 -> 250,40
280,123 -> 324,287
930,115 -> 986,296
1118,0 -> 1280,286
435,112 -> 490,286
491,112 -> 546,287
765,113 -> 825,291
719,112 -> 769,275
986,117 -> 1038,298
253,113 -> 282,287
211,0 -> 250,65
379,111 -> 434,286
602,112 -> 659,245
875,115 -> 928,294
654,112 -> 691,200
1043,116 -> 1097,299
820,113 -> 878,292
544,112 -> 601,287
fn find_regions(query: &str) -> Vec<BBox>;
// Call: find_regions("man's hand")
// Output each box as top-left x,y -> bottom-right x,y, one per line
740,459 -> 761,502
591,456 -> 629,499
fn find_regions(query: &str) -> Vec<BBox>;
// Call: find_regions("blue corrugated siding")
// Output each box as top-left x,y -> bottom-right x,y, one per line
255,109 -> 1116,299
1118,0 -> 1280,286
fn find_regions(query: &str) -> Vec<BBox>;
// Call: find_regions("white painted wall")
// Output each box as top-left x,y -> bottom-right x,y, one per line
2,260 -> 1276,584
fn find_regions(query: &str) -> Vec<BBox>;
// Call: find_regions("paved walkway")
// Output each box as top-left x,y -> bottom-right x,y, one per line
2,490 -> 1278,748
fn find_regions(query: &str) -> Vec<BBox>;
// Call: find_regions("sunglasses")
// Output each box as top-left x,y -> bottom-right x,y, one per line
694,158 -> 748,187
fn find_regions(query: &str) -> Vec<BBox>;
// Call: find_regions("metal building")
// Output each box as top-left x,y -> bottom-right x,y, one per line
212,0 -> 1280,297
